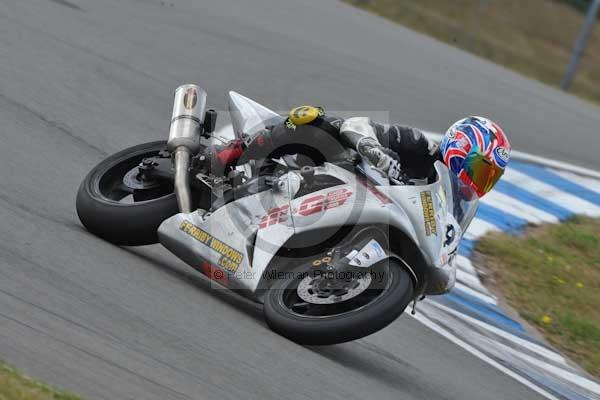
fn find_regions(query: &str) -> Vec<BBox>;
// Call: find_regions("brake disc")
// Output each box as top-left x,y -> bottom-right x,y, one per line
297,273 -> 372,305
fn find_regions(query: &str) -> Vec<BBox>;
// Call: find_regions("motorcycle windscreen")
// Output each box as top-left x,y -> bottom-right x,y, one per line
449,170 -> 479,232
228,91 -> 284,140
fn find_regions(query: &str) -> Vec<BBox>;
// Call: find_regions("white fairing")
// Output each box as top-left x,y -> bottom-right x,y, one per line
228,91 -> 284,140
381,162 -> 463,265
158,93 -> 478,300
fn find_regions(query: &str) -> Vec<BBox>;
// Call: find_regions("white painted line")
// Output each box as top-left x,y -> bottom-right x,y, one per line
429,301 -> 569,366
409,312 -> 561,400
456,269 -> 490,295
511,150 -> 600,180
456,255 -> 477,275
552,169 -> 600,195
454,282 -> 497,305
480,194 -> 544,224
465,218 -> 499,238
493,337 -> 600,395
463,232 -> 480,243
456,262 -> 477,276
481,190 -> 559,224
503,169 -> 600,217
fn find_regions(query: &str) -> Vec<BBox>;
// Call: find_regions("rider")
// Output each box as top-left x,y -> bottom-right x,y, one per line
208,106 -> 510,198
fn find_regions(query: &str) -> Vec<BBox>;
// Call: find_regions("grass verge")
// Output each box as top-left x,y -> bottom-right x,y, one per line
345,0 -> 600,105
0,362 -> 84,400
476,216 -> 600,378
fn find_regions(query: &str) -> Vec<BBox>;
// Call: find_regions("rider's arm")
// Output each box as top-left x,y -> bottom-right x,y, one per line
340,118 -> 434,156
340,118 -> 439,179
340,118 -> 403,180
374,123 -> 439,178
373,123 -> 435,158
373,123 -> 437,158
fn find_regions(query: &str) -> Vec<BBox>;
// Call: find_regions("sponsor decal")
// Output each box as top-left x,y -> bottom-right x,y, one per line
358,177 -> 392,204
296,188 -> 352,217
180,220 -> 243,273
494,146 -> 509,163
259,188 -> 353,229
329,119 -> 343,129
371,241 -> 385,258
259,205 -> 290,229
182,87 -> 197,110
298,194 -> 326,216
289,105 -> 324,125
200,261 -> 228,287
284,118 -> 296,130
420,191 -> 438,236
439,253 -> 449,267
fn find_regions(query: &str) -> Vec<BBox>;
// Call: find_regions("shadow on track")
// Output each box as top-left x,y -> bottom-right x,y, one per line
120,245 -> 265,321
305,337 -> 443,398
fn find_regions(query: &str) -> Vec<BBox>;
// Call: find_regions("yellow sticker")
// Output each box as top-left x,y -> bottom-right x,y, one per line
289,106 -> 322,125
420,191 -> 438,236
180,220 -> 243,273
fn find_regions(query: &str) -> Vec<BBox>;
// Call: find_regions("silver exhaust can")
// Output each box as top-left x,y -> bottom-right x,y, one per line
168,84 -> 207,154
168,84 -> 207,213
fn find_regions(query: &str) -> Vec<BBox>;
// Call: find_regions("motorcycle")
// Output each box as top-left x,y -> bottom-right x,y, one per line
76,84 -> 479,345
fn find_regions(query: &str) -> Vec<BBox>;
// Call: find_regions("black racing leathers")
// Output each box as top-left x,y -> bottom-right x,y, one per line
372,123 -> 439,179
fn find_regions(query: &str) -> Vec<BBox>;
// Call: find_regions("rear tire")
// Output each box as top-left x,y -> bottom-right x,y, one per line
264,258 -> 414,345
76,141 -> 180,246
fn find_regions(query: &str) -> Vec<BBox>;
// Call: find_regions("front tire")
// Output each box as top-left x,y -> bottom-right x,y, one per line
76,141 -> 180,246
264,259 -> 414,345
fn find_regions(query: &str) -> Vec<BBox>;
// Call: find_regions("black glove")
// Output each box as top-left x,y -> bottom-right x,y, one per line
364,146 -> 403,181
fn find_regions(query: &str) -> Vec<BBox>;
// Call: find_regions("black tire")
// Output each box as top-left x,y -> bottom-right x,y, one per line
264,259 -> 414,345
76,141 -> 179,246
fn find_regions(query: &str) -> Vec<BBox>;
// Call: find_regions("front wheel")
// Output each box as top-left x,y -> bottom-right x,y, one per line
264,258 -> 414,345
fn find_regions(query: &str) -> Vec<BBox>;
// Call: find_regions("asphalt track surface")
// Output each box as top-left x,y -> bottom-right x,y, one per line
1,0 -> 598,399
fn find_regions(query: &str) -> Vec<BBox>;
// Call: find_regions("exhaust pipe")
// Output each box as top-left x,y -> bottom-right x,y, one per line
168,84 -> 207,213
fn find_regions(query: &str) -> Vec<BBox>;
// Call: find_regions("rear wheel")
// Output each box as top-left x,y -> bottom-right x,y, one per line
76,141 -> 180,246
264,255 -> 414,345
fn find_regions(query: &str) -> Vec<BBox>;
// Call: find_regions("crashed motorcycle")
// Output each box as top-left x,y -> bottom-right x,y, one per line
76,84 -> 479,345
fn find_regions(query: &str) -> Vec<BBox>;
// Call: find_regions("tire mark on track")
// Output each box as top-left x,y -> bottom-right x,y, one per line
0,246 -> 181,348
0,244 -> 272,398
0,192 -> 71,227
0,91 -> 107,156
0,12 -> 167,89
0,243 -> 260,360
0,248 -> 212,398
121,247 -> 265,320
313,342 -> 441,399
47,0 -> 83,12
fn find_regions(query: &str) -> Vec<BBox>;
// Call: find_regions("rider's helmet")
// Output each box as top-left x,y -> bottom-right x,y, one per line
440,116 -> 510,197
